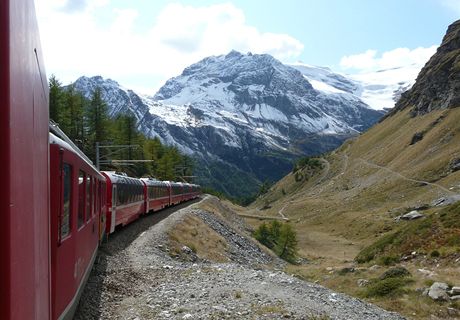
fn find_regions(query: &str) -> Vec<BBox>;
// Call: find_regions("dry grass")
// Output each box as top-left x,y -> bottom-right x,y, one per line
169,215 -> 229,263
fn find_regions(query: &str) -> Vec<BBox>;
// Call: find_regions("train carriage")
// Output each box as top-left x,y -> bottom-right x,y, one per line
141,178 -> 171,212
0,0 -> 51,318
168,181 -> 185,205
49,132 -> 106,320
102,171 -> 145,234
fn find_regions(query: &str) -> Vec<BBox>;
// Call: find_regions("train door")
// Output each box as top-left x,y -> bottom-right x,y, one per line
51,148 -> 77,319
111,185 -> 117,233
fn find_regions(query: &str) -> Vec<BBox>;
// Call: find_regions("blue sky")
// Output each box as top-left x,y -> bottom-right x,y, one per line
35,0 -> 459,93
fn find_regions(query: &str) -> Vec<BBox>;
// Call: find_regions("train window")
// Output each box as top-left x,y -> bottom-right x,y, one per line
61,163 -> 72,239
78,171 -> 85,228
91,178 -> 97,216
86,176 -> 91,222
94,179 -> 97,216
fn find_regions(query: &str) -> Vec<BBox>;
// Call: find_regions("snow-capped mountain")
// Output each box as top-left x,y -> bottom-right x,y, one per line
290,63 -> 416,111
72,51 -> 384,197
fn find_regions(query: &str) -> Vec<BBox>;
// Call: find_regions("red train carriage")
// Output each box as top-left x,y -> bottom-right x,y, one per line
103,171 -> 145,234
0,0 -> 51,318
49,132 -> 106,320
168,181 -> 186,205
191,184 -> 202,199
141,178 -> 171,212
186,183 -> 201,200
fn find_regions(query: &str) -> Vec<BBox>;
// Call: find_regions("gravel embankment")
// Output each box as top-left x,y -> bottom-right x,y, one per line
75,196 -> 404,320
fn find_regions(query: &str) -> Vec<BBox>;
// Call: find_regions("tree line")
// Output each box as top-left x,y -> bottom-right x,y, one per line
49,75 -> 194,180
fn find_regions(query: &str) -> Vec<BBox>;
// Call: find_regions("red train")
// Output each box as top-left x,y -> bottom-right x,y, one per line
0,1 -> 201,319
49,133 -> 200,320
49,130 -> 201,320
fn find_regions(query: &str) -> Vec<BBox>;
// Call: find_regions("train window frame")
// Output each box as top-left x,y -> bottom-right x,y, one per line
94,179 -> 98,217
61,163 -> 72,241
86,175 -> 91,222
78,170 -> 85,229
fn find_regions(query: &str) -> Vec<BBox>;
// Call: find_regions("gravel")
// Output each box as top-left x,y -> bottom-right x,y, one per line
75,196 -> 404,320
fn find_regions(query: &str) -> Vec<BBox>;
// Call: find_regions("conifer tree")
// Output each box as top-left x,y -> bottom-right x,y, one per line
274,223 -> 298,263
49,75 -> 63,123
85,87 -> 109,159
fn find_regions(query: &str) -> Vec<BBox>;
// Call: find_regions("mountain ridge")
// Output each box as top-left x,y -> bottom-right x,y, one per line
72,52 -> 387,197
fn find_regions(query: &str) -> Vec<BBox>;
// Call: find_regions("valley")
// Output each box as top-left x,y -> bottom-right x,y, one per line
66,14 -> 460,320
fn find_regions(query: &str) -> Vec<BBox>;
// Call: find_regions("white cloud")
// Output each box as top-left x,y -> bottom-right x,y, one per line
339,46 -> 437,72
35,1 -> 304,93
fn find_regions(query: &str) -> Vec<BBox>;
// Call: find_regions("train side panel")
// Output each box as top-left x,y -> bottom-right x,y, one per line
0,0 -> 51,319
49,140 -> 104,320
103,172 -> 145,234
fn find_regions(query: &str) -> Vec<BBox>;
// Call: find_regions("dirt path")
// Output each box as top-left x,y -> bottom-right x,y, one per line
356,157 -> 457,195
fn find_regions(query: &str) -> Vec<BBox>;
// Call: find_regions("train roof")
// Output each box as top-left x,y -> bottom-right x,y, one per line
101,171 -> 144,185
49,133 -> 103,177
140,177 -> 168,187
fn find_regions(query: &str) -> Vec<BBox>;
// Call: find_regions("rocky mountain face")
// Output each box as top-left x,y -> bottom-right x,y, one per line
392,19 -> 460,116
72,52 -> 384,198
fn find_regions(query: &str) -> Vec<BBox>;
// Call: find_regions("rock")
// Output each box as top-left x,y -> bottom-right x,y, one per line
447,307 -> 459,317
431,195 -> 460,207
410,132 -> 424,145
450,295 -> 460,301
417,268 -> 437,278
450,286 -> 460,295
181,246 -> 193,254
450,158 -> 460,172
400,210 -> 424,220
428,282 -> 450,301
357,279 -> 370,287
182,314 -> 193,319
369,265 -> 380,271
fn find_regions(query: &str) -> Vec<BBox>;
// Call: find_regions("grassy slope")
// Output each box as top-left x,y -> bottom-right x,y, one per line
245,107 -> 460,318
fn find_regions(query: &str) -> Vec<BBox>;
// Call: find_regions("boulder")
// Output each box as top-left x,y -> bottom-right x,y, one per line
450,295 -> 460,301
400,210 -> 424,220
450,286 -> 460,295
357,279 -> 370,287
428,282 -> 450,301
450,158 -> 460,172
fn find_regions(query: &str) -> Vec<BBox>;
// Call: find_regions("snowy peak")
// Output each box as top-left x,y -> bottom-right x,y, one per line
290,63 -> 359,94
291,62 -> 418,111
72,75 -> 151,124
155,51 -> 315,106
71,52 -> 386,198
153,50 -> 381,136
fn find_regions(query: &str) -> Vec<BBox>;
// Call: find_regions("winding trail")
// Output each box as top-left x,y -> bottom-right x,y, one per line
356,158 -> 457,195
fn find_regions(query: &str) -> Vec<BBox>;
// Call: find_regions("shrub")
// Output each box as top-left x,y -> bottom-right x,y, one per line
355,231 -> 400,263
447,234 -> 460,246
379,267 -> 411,280
430,250 -> 440,257
338,267 -> 355,276
363,277 -> 412,297
377,255 -> 399,266
292,157 -> 323,172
